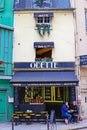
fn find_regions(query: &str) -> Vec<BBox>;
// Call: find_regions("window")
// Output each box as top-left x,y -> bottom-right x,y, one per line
0,71 -> 4,75
0,0 -> 4,11
35,48 -> 52,62
34,42 -> 54,62
85,10 -> 87,32
36,15 -> 51,25
55,87 -> 63,100
34,12 -> 53,36
23,87 -> 44,103
33,0 -> 51,8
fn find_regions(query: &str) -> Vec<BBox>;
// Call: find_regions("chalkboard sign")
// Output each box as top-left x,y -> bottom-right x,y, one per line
49,110 -> 56,124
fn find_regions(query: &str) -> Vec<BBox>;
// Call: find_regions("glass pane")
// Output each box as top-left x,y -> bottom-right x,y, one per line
45,87 -> 51,100
44,17 -> 50,23
55,87 -> 63,100
38,17 -> 43,23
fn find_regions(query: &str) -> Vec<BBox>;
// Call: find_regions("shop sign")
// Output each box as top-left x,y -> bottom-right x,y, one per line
14,62 -> 75,69
29,62 -> 59,69
80,55 -> 87,65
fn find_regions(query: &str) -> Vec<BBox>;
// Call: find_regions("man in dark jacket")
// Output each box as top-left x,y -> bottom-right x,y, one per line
70,101 -> 79,123
61,102 -> 72,124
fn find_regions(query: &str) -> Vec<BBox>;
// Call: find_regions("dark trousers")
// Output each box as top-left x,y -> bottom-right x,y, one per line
72,113 -> 78,122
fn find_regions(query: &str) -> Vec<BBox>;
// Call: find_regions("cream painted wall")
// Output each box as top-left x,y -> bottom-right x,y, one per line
13,10 -> 75,62
70,0 -> 87,118
71,0 -> 87,56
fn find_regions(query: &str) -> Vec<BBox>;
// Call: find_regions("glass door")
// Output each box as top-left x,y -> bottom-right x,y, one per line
45,86 -> 64,102
44,86 -> 69,102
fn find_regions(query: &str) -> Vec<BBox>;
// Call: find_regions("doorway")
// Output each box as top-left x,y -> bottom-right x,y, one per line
0,90 -> 7,121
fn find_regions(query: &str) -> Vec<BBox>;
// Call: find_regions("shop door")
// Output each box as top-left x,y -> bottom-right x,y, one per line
45,86 -> 64,102
0,91 -> 7,121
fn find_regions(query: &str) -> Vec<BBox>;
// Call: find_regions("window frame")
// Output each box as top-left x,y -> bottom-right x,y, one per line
36,15 -> 52,26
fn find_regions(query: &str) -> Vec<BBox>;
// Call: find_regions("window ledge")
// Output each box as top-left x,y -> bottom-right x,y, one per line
34,27 -> 53,30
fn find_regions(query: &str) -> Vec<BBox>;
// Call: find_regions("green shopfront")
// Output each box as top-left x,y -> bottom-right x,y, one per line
10,62 -> 78,118
0,0 -> 14,121
0,79 -> 13,121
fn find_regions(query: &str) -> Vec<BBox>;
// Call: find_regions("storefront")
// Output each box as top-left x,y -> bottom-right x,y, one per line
10,62 -> 78,118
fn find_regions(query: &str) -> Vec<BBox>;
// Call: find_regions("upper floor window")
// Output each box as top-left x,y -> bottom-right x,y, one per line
0,0 -> 4,11
36,15 -> 51,25
34,12 -> 53,36
0,71 -> 4,76
33,0 -> 51,8
34,42 -> 54,62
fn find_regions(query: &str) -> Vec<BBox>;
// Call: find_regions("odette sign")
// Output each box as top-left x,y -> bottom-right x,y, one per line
14,62 -> 75,69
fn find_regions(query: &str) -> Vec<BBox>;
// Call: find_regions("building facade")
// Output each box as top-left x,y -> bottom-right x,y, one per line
0,0 -> 14,121
71,0 -> 87,118
11,0 -> 78,118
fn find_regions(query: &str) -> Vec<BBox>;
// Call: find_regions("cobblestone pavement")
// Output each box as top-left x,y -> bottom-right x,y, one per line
80,128 -> 87,130
0,119 -> 87,130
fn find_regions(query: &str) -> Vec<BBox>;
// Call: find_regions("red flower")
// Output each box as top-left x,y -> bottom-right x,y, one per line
0,61 -> 3,64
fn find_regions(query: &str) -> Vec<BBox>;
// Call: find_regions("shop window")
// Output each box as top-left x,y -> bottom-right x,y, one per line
0,70 -> 4,75
24,87 -> 32,103
45,87 -> 64,101
24,87 -> 44,103
55,87 -> 63,100
34,12 -> 53,36
35,48 -> 53,62
45,87 -> 51,100
0,0 -> 4,11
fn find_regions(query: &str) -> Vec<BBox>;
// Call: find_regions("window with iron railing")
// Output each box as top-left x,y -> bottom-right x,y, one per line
34,12 -> 53,36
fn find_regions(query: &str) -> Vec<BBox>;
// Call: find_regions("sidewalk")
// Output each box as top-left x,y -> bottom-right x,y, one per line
0,119 -> 87,130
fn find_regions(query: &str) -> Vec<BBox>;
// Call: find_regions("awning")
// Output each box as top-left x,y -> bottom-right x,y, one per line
10,71 -> 78,86
34,42 -> 54,48
34,12 -> 53,17
0,76 -> 12,80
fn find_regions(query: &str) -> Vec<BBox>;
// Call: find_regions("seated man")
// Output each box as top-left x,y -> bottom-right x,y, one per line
70,101 -> 79,123
61,102 -> 72,124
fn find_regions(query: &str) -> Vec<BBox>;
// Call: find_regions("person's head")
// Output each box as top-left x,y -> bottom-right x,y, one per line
65,101 -> 69,106
72,101 -> 76,106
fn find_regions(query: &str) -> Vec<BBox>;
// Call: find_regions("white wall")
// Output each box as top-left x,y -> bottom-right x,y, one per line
13,10 -> 75,62
70,0 -> 87,118
71,0 -> 87,56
